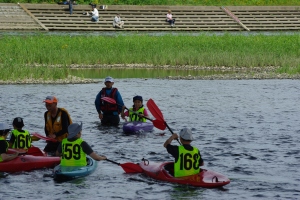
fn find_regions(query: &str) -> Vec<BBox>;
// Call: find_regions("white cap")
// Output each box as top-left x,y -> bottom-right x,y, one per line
67,122 -> 83,139
179,128 -> 194,141
0,123 -> 10,131
105,76 -> 114,82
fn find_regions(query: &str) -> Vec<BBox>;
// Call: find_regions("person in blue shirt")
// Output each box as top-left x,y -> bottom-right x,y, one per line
95,76 -> 124,126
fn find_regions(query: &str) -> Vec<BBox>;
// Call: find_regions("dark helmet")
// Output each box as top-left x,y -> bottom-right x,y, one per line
133,95 -> 143,102
13,117 -> 24,128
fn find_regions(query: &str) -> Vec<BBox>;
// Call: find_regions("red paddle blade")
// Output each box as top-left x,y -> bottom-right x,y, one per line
120,163 -> 143,173
152,119 -> 166,130
101,97 -> 116,104
31,133 -> 58,142
27,146 -> 46,156
146,99 -> 165,121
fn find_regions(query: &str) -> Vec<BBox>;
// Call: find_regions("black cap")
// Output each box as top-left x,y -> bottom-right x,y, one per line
13,117 -> 24,128
133,95 -> 143,102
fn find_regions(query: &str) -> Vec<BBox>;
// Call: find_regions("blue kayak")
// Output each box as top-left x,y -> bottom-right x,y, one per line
53,156 -> 97,182
123,121 -> 154,134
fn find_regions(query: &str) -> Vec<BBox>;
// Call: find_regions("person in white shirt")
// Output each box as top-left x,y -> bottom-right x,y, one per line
113,14 -> 124,28
166,10 -> 175,27
90,5 -> 99,22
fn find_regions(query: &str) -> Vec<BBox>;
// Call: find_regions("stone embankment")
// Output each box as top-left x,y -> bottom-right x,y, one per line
0,75 -> 100,85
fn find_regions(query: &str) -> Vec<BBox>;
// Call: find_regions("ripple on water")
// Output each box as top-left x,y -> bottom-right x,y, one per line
1,79 -> 300,199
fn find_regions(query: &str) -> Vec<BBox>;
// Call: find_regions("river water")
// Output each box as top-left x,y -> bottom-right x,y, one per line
0,79 -> 299,200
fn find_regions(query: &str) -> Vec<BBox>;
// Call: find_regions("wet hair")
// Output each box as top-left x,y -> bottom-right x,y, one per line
0,129 -> 10,136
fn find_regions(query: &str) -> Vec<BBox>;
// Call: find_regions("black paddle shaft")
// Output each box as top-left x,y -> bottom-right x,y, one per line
106,159 -> 120,165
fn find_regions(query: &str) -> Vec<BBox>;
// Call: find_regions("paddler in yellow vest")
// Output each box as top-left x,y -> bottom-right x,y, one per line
56,122 -> 107,168
121,95 -> 150,122
163,128 -> 204,177
0,123 -> 19,162
43,96 -> 72,155
9,117 -> 32,150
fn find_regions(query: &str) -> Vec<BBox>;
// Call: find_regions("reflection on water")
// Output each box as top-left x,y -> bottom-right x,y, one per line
70,68 -> 232,79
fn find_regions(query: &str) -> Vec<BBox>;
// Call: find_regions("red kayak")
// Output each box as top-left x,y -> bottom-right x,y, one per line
1,148 -> 60,173
139,161 -> 230,188
8,146 -> 46,157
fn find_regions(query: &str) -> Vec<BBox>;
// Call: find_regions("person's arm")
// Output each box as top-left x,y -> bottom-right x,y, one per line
44,111 -> 50,136
8,133 -> 15,148
121,106 -> 126,119
89,152 -> 107,161
163,133 -> 178,148
199,150 -> 204,166
114,16 -> 118,23
55,143 -> 62,156
0,141 -> 19,161
143,109 -> 150,118
95,91 -> 102,114
82,141 -> 106,161
1,153 -> 18,161
55,110 -> 69,137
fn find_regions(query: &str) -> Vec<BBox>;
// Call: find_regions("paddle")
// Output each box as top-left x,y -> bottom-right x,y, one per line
106,159 -> 143,173
8,146 -> 45,156
8,148 -> 28,155
146,98 -> 182,145
101,97 -> 167,130
31,134 -> 41,141
7,135 -> 40,142
31,132 -> 58,142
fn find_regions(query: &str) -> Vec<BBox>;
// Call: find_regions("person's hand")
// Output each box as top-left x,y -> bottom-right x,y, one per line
171,133 -> 178,140
121,113 -> 125,119
49,134 -> 56,138
99,113 -> 103,120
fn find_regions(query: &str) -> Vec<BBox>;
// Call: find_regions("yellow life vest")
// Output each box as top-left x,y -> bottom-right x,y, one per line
174,145 -> 200,177
45,108 -> 72,142
0,137 -> 9,162
11,129 -> 32,149
129,107 -> 146,122
60,138 -> 87,167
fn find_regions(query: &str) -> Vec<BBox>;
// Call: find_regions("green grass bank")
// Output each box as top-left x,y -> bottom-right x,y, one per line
1,33 -> 299,81
1,0 -> 299,6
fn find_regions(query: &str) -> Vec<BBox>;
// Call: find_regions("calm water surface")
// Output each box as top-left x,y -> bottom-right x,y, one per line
0,79 -> 299,200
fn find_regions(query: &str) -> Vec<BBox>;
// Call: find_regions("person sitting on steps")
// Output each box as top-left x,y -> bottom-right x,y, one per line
113,13 -> 124,29
166,10 -> 175,27
83,4 -> 99,22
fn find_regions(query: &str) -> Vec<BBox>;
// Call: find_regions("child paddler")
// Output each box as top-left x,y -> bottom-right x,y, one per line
163,128 -> 204,177
121,95 -> 150,122
9,117 -> 32,150
0,123 -> 19,162
56,122 -> 106,168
